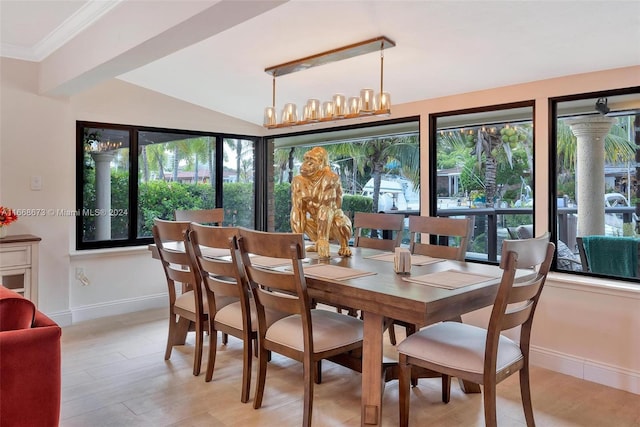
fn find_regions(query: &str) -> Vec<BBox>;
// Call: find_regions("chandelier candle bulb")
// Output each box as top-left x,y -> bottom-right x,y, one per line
322,101 -> 335,119
282,103 -> 298,124
360,88 -> 375,113
306,99 -> 321,122
376,92 -> 391,112
348,96 -> 361,116
332,94 -> 346,117
263,106 -> 277,127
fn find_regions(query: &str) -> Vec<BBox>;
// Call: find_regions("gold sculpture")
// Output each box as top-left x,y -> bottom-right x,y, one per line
291,147 -> 352,258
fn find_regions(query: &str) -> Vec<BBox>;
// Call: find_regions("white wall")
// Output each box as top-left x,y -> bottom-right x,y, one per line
1,56 -> 639,394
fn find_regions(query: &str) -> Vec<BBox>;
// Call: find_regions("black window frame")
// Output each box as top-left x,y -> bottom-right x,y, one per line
429,100 -> 536,264
75,121 -> 261,250
549,86 -> 640,280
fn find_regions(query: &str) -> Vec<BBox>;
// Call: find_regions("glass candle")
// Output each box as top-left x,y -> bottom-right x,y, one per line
360,88 -> 375,113
332,94 -> 346,117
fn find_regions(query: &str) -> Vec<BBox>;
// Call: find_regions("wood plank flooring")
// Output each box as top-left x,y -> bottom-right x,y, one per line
60,308 -> 640,426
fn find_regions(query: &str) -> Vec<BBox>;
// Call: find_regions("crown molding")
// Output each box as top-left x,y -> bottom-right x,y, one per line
0,0 -> 122,62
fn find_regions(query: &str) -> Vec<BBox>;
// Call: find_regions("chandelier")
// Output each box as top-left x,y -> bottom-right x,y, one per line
263,36 -> 396,129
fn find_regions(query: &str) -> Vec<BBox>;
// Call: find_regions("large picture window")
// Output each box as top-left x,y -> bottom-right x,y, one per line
270,119 -> 420,241
76,122 -> 257,249
551,88 -> 640,280
432,102 -> 535,263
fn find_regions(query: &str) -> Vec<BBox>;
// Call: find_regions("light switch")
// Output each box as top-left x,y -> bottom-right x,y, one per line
30,175 -> 42,191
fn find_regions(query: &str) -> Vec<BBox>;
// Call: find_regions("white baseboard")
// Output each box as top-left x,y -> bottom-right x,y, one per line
70,293 -> 167,323
46,310 -> 73,327
531,345 -> 640,395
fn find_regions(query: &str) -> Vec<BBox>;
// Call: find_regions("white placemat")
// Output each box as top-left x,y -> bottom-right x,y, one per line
402,269 -> 497,289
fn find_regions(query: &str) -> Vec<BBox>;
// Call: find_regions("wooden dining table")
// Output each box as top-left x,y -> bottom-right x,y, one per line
150,241 -> 521,426
301,246 -> 525,427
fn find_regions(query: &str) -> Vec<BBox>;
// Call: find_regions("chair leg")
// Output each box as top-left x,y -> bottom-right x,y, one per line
240,331 -> 253,403
520,365 -> 536,427
253,345 -> 269,409
165,313 -> 177,360
222,332 -> 228,345
483,381 -> 498,427
205,328 -> 219,382
441,374 -> 451,403
387,320 -> 397,345
399,355 -> 411,427
303,358 -> 314,427
314,360 -> 322,384
193,319 -> 204,376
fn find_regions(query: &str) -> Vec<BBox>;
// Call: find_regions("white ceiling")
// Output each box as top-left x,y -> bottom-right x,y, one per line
1,0 -> 639,127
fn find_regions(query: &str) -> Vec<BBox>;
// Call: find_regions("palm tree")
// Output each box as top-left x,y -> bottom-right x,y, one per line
346,135 -> 419,214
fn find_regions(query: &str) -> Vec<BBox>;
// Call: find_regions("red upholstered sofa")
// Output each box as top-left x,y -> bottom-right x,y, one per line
0,285 -> 61,427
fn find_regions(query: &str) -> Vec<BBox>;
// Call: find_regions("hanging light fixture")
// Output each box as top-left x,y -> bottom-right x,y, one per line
263,36 -> 395,128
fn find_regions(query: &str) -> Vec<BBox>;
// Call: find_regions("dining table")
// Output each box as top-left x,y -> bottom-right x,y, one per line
150,240 -> 525,426
301,246 -> 531,426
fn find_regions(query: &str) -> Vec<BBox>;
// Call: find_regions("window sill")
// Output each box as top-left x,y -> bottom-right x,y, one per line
547,271 -> 640,299
69,245 -> 151,260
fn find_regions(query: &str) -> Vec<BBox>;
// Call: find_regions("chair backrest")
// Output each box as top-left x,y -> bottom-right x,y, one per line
487,232 -> 554,372
152,219 -> 203,311
187,224 -> 247,318
175,208 -> 224,225
353,212 -> 404,251
231,228 -> 312,348
408,216 -> 472,260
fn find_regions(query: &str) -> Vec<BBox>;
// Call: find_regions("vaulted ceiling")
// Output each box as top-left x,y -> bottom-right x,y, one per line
1,0 -> 639,127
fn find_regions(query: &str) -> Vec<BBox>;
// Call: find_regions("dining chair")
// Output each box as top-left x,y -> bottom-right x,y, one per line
185,224 -> 251,396
175,208 -> 224,225
408,216 -> 472,261
231,228 -> 364,427
188,224 -> 284,401
397,232 -> 554,427
387,216 -> 474,345
152,218 -> 206,376
353,212 -> 404,251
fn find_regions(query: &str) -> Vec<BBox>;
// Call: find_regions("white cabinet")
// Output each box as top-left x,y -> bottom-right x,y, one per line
0,234 -> 40,305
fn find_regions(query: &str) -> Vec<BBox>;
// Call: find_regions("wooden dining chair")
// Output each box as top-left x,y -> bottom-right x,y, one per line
387,216 -> 474,345
152,218 -> 207,376
353,212 -> 404,251
231,228 -> 364,427
174,208 -> 224,225
397,232 -> 554,427
408,216 -> 472,261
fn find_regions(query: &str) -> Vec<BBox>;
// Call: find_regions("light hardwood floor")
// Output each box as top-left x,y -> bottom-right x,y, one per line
60,308 -> 640,427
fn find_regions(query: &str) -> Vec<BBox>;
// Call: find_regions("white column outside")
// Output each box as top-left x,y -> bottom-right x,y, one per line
90,152 -> 115,241
565,116 -> 615,237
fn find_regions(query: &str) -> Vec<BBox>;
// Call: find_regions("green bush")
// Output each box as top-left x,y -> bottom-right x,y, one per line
274,182 -> 292,232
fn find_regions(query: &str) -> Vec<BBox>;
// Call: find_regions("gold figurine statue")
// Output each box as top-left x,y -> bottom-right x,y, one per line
291,147 -> 352,258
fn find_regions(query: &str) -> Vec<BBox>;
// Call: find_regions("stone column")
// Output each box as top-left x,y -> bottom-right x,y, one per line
90,152 -> 115,240
565,116 -> 615,236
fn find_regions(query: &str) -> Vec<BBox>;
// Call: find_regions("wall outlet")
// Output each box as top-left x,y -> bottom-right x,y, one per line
75,268 -> 90,286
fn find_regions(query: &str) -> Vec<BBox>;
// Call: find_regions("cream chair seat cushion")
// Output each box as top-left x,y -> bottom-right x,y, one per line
397,321 -> 523,374
266,309 -> 363,352
174,290 -> 208,314
215,299 -> 285,332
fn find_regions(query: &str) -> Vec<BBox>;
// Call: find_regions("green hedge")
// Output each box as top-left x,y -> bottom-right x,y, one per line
83,176 -> 376,240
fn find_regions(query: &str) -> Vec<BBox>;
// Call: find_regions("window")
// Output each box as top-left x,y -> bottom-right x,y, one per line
269,119 -> 420,242
551,88 -> 640,280
432,102 -> 535,263
76,122 -> 257,249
